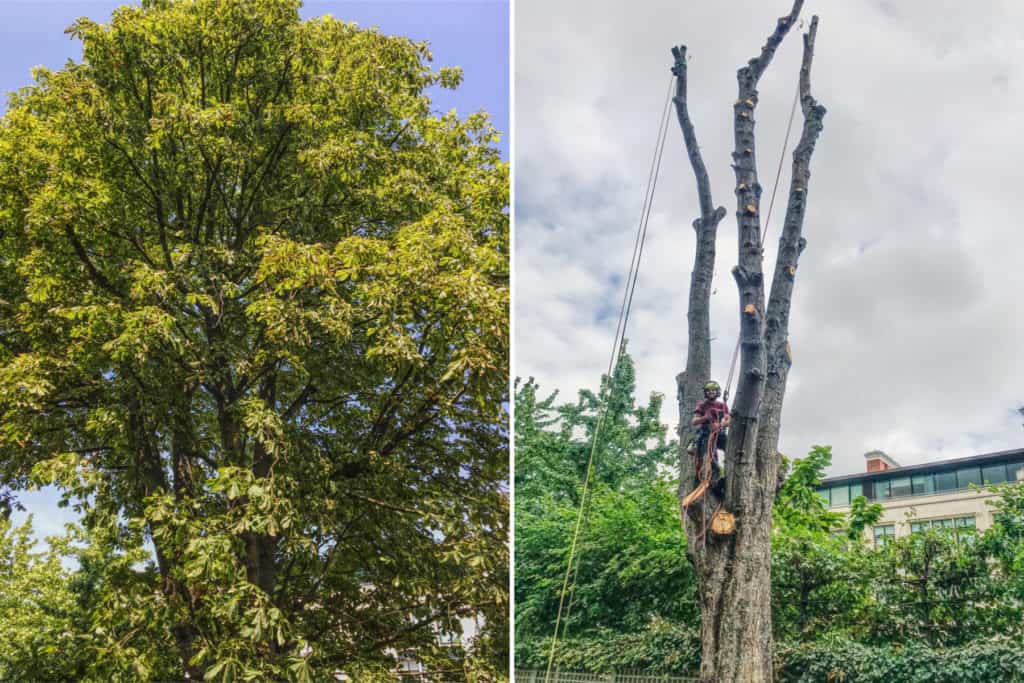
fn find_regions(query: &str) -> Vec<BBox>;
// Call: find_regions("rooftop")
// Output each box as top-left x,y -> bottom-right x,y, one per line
820,447 -> 1024,486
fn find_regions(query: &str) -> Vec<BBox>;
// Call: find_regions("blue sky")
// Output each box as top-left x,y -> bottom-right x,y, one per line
0,1 -> 509,158
0,0 -> 508,540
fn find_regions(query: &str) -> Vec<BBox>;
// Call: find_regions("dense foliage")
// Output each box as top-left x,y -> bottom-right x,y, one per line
0,1 -> 508,680
515,363 -> 1024,681
514,352 -> 684,644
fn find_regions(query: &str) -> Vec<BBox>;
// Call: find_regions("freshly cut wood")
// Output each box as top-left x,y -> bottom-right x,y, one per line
681,479 -> 710,508
710,510 -> 736,535
670,1 -> 826,680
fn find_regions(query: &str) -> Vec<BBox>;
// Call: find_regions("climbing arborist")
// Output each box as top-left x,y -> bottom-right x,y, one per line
690,380 -> 730,483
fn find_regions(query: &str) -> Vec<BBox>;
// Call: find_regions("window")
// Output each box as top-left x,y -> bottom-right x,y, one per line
873,524 -> 895,547
398,651 -> 424,674
911,473 -> 934,495
910,515 -> 975,534
957,466 -> 982,489
1007,461 -> 1024,483
981,463 -> 1008,485
890,476 -> 912,498
873,479 -> 891,501
816,488 -> 830,506
830,484 -> 849,507
934,470 -> 957,492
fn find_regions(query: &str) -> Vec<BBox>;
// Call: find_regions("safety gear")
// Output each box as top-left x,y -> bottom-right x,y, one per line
703,381 -> 721,398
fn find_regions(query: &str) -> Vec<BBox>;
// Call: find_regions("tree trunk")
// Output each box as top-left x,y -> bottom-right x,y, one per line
129,395 -> 207,680
671,3 -> 826,681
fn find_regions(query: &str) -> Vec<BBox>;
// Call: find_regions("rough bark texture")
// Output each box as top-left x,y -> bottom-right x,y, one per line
671,3 -> 825,681
670,43 -> 728,501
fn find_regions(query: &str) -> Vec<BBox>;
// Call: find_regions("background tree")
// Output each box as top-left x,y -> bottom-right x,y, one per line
771,446 -> 881,645
513,353 -> 690,648
0,1 -> 508,679
0,517 -> 87,681
516,426 -> 1024,681
670,1 -> 826,679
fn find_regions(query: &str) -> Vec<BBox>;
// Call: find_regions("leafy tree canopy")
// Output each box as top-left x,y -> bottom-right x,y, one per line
514,353 -> 690,642
0,1 -> 508,680
515,369 -> 1024,680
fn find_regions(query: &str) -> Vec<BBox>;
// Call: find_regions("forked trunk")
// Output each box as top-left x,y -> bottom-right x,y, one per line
671,3 -> 826,680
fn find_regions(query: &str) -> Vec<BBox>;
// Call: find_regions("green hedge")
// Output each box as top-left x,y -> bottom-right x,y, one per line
777,637 -> 1024,683
517,630 -> 1024,682
515,621 -> 700,674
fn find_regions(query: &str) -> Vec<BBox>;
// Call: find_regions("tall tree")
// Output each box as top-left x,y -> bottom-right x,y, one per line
670,1 -> 826,680
0,1 -> 508,680
513,355 -> 688,646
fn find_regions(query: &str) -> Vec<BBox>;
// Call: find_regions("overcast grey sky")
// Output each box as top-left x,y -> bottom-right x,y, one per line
513,0 -> 1024,477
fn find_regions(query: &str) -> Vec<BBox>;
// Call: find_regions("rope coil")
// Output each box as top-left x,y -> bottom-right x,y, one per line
544,62 -> 800,682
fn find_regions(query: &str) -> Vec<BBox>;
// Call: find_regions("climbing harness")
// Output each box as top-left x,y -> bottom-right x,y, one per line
682,78 -> 802,529
682,407 -> 729,551
544,55 -> 801,681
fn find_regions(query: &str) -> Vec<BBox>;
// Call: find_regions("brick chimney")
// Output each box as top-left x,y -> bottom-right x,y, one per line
864,450 -> 899,472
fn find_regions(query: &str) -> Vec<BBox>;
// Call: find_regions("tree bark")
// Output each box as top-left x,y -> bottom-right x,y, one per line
670,42 -> 728,503
129,395 -> 207,681
245,371 -> 279,601
671,3 -> 825,681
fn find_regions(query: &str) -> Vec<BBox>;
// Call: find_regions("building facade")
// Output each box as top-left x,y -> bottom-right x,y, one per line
816,448 -> 1024,546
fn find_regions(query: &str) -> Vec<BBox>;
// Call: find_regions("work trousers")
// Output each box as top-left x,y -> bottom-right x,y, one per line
693,429 -> 727,481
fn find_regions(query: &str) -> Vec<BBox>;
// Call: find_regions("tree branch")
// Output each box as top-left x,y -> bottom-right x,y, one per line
726,0 -> 803,433
757,16 -> 826,468
282,382 -> 317,421
64,224 -> 123,298
742,0 -> 804,86
669,44 -> 728,512
671,46 -> 720,223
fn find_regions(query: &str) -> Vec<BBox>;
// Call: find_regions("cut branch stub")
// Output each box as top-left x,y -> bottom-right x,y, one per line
670,3 -> 827,682
710,510 -> 736,535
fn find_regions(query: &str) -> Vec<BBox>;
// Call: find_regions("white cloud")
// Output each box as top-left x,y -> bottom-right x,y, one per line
514,0 -> 1024,476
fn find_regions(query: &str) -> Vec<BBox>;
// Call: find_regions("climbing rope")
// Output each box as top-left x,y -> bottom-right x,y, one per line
691,423 -> 725,551
545,54 -> 801,679
721,78 -> 801,404
543,74 -> 675,683
687,82 -> 800,541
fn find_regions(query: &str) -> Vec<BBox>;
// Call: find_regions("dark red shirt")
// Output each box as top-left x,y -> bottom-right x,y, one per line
694,399 -> 729,426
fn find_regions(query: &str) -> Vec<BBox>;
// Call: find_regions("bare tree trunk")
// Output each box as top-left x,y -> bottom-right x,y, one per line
671,3 -> 826,681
